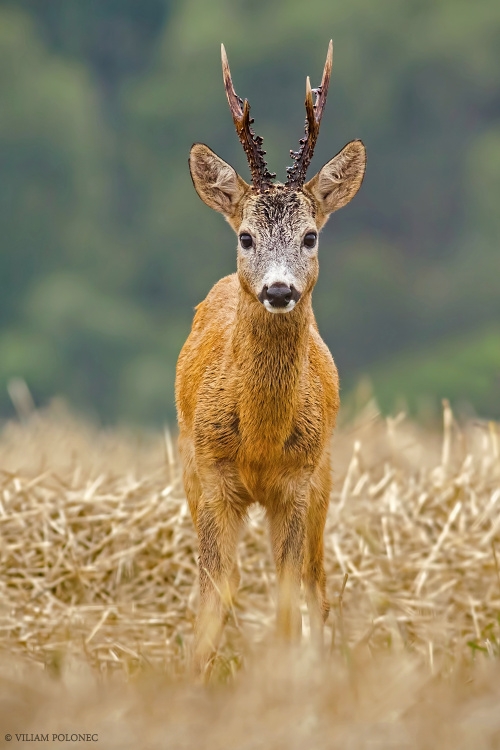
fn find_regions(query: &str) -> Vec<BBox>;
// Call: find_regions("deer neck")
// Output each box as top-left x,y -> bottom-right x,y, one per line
231,285 -> 312,453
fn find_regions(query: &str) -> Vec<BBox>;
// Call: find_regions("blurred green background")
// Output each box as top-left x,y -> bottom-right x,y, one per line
0,0 -> 499,425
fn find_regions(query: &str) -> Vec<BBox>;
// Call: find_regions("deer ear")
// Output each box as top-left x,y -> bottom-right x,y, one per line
189,143 -> 250,218
304,140 -> 366,218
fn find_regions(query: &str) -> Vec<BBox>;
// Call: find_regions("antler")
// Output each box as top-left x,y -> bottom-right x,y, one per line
221,44 -> 276,191
286,40 -> 333,189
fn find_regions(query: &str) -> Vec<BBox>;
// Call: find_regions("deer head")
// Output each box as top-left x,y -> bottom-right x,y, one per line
189,41 -> 366,314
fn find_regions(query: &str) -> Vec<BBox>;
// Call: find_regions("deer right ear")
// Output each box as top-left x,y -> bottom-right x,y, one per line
189,144 -> 250,219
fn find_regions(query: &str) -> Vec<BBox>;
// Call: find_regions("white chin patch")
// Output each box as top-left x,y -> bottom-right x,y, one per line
263,299 -> 296,314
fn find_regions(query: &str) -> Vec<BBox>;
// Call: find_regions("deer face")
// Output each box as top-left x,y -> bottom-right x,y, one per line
189,141 -> 366,313
236,187 -> 318,313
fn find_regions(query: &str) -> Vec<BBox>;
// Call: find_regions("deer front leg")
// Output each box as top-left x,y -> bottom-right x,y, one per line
303,461 -> 332,650
268,493 -> 308,642
193,483 -> 246,675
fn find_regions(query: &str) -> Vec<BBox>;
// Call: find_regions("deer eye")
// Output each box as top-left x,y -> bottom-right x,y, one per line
303,232 -> 317,249
239,233 -> 253,250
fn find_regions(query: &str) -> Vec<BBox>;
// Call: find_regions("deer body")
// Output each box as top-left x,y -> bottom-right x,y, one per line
177,271 -> 338,500
175,43 -> 366,672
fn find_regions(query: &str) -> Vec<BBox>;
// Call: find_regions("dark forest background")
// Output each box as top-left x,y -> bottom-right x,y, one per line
0,0 -> 499,425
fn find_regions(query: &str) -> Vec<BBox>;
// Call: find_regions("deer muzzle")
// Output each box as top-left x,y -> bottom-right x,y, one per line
258,283 -> 301,312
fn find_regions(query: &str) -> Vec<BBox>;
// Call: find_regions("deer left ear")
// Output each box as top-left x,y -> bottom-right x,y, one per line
304,139 -> 366,218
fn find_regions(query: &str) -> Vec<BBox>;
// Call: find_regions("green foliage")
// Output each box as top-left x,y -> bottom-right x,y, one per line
0,10 -> 112,316
368,326 -> 500,420
467,616 -> 500,660
465,127 -> 500,241
0,0 -> 499,424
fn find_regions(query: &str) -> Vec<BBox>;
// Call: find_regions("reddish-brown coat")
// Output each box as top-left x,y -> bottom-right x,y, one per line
177,135 -> 365,674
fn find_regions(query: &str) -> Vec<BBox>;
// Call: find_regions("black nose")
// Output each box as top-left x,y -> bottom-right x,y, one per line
264,283 -> 293,308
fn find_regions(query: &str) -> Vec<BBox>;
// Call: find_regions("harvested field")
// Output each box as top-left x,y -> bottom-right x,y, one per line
1,401 -> 500,748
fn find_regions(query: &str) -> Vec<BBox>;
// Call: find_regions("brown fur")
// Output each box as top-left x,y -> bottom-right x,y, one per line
176,139 -> 365,673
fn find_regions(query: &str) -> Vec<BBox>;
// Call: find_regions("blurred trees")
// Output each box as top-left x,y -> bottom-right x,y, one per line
0,0 -> 499,424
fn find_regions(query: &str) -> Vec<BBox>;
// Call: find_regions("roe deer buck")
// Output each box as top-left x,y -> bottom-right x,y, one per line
176,41 -> 366,672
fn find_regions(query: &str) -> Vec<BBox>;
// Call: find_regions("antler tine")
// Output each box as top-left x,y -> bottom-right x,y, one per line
221,43 -> 244,123
221,43 -> 275,191
286,40 -> 333,189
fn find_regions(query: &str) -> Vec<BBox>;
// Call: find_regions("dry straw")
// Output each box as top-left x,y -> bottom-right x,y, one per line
0,400 -> 500,747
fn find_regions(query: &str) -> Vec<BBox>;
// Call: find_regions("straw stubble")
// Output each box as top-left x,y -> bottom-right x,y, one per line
0,403 -> 499,747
